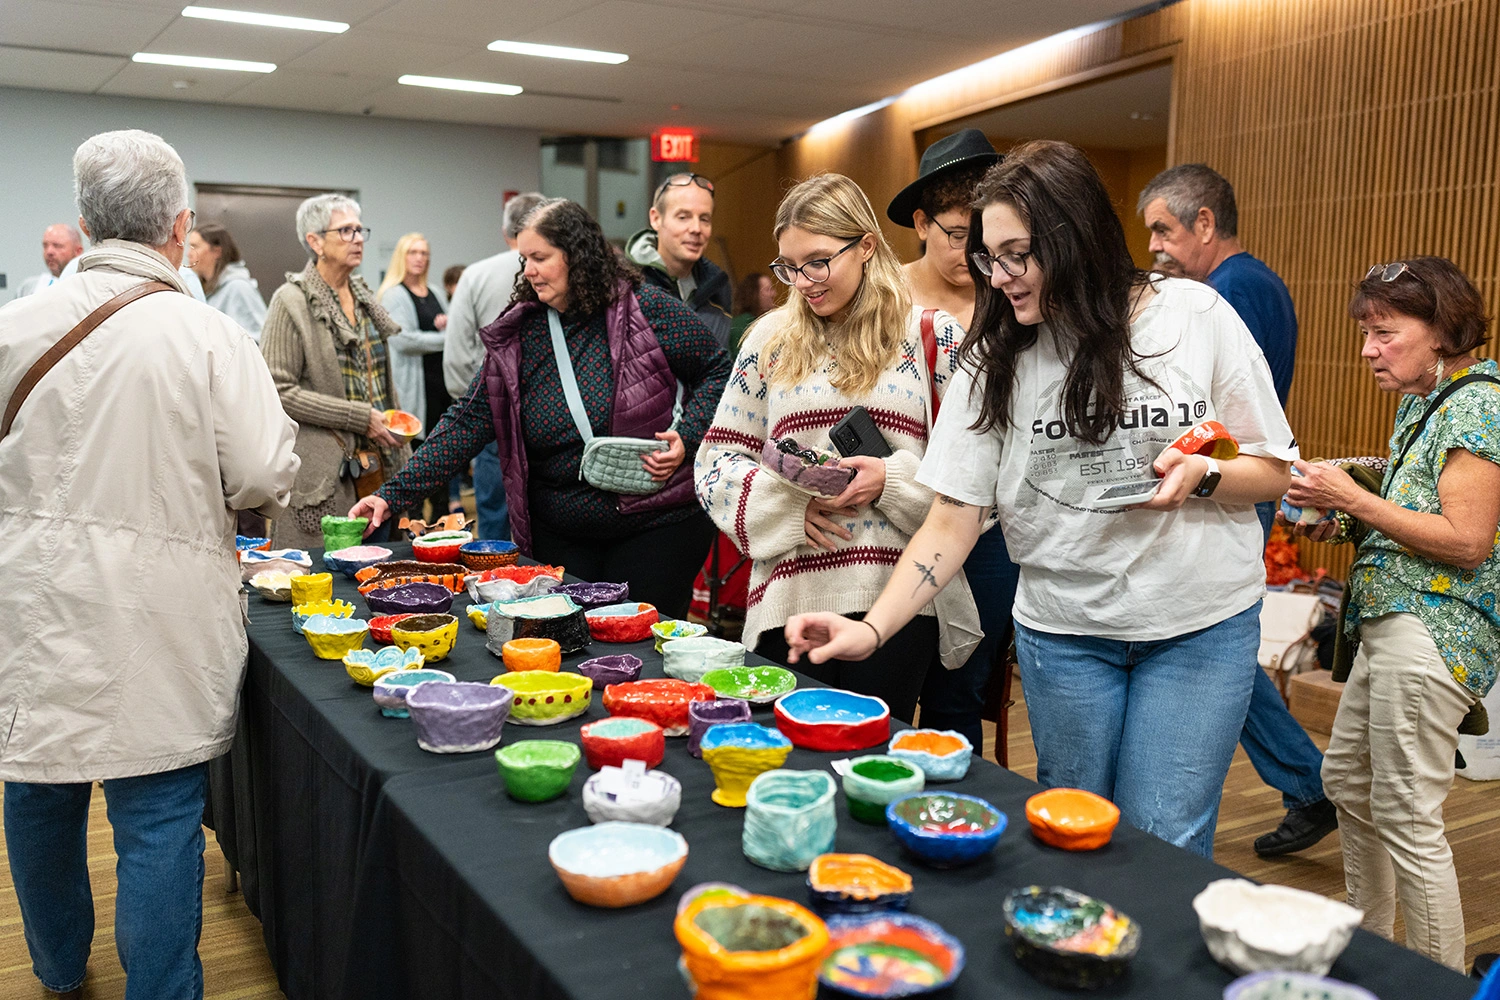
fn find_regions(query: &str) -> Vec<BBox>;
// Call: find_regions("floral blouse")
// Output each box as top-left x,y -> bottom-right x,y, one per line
1345,359 -> 1500,697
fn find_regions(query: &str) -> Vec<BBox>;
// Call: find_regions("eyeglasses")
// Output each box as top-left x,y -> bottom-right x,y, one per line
770,237 -> 862,286
1366,262 -> 1419,283
322,225 -> 371,243
929,217 -> 969,251
970,248 -> 1033,278
653,173 -> 714,202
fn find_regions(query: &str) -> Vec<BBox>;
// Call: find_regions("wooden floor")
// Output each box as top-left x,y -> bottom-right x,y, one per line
0,677 -> 1494,998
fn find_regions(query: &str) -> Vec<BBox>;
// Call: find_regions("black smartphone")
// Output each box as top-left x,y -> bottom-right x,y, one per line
829,405 -> 893,458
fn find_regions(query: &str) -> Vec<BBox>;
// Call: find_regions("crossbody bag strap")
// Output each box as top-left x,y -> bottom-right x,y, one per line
547,307 -> 594,446
1,280 -> 174,441
920,308 -> 940,423
1383,372 -> 1500,496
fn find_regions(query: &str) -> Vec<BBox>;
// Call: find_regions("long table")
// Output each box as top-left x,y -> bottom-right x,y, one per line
211,546 -> 1474,999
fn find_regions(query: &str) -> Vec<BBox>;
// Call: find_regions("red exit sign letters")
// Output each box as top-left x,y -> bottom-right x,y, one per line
651,129 -> 698,162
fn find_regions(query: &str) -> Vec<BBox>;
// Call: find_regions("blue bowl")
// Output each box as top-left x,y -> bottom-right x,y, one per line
236,535 -> 269,552
322,545 -> 394,578
886,793 -> 1006,868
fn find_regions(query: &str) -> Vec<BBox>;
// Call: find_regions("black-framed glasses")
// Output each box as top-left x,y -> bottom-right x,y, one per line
1366,261 -> 1419,284
322,224 -> 371,243
929,217 -> 969,251
653,172 -> 714,202
970,248 -> 1033,278
770,237 -> 862,285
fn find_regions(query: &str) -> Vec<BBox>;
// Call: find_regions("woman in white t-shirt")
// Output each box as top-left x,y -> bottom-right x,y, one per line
785,140 -> 1296,858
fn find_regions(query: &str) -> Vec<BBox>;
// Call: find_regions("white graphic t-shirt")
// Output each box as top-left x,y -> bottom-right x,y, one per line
918,278 -> 1298,641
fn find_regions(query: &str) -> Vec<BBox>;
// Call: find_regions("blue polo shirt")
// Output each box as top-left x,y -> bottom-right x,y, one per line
1206,252 -> 1297,406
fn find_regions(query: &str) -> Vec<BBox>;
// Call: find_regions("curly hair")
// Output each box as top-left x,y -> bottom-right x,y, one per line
511,199 -> 639,316
917,161 -> 990,220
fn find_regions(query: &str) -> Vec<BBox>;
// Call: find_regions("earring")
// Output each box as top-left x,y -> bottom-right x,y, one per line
176,240 -> 185,247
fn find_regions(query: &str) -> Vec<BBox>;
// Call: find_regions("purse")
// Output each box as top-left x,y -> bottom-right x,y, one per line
547,307 -> 684,496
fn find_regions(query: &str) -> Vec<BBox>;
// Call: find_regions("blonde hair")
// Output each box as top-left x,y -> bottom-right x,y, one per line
764,174 -> 911,395
376,232 -> 429,299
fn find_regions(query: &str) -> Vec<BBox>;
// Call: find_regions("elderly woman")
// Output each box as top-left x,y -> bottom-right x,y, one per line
1283,256 -> 1499,971
0,129 -> 297,1000
261,194 -> 408,549
351,199 -> 730,617
187,221 -> 267,339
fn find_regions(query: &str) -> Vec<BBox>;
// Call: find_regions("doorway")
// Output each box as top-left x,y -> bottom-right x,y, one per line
194,184 -> 359,300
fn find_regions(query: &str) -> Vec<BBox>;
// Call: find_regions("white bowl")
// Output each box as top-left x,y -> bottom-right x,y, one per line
582,768 -> 682,827
1192,878 -> 1362,976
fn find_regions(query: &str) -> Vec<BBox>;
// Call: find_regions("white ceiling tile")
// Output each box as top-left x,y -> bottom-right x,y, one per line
513,1 -> 743,61
0,1 -> 175,53
221,67 -> 390,114
359,0 -> 601,44
96,60 -> 267,101
0,46 -> 128,92
280,29 -> 473,77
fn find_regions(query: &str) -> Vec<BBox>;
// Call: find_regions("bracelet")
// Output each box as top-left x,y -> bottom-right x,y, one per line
861,618 -> 885,649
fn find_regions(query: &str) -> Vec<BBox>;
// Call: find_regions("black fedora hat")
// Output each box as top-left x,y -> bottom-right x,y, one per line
886,128 -> 1001,228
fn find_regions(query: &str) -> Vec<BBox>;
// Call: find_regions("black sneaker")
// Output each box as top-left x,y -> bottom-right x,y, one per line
1253,799 -> 1339,858
1473,952 -> 1497,979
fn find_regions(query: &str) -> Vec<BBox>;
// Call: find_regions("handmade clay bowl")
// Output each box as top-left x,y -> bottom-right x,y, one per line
240,548 -> 313,580
700,723 -> 794,808
467,573 -> 560,605
775,689 -> 891,752
576,653 -> 644,690
743,769 -> 837,872
501,637 -> 561,672
663,636 -> 746,683
494,739 -> 581,802
494,670 -> 592,726
701,665 -> 797,705
368,613 -> 418,645
675,887 -> 830,1000
687,698 -> 752,758
602,678 -> 716,736
364,581 -> 454,617
405,680 -> 513,753
553,580 -> 629,609
886,729 -> 973,783
820,912 -> 965,997
549,821 -> 688,908
886,793 -> 1005,868
382,407 -> 422,443
585,602 -> 660,643
356,560 -> 469,594
301,615 -> 369,660
842,756 -> 925,826
465,602 -> 494,631
342,645 -> 424,687
484,593 -> 590,655
249,569 -> 305,602
320,515 -> 368,553
582,766 -> 682,826
651,618 -> 707,652
402,512 -> 471,538
235,534 -> 271,554
473,563 -> 566,586
322,544 -> 394,579
1223,971 -> 1380,1000
412,529 -> 473,564
456,538 -> 520,571
290,599 -> 356,634
288,572 -> 334,605
390,613 -> 459,662
1192,878 -> 1363,976
371,668 -> 455,718
1003,885 -> 1141,990
1025,788 -> 1121,851
806,854 -> 913,916
580,716 -> 665,770
762,435 -> 856,499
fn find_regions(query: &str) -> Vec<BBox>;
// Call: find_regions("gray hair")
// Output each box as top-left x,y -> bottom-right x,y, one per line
73,130 -> 189,247
501,192 -> 547,241
295,193 -> 361,257
1136,163 -> 1238,238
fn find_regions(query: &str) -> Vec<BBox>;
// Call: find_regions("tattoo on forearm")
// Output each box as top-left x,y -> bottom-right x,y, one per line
910,553 -> 941,598
937,495 -> 967,508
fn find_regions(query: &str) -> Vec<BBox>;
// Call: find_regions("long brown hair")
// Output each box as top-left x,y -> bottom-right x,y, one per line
192,222 -> 242,295
510,199 -> 639,317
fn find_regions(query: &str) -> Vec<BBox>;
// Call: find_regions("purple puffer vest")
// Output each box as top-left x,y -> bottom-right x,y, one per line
477,281 -> 696,555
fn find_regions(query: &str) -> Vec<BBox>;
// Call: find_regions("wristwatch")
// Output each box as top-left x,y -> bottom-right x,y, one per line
1193,456 -> 1222,498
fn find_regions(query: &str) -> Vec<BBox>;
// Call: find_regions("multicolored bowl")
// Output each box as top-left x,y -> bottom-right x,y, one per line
581,716 -> 665,770
553,580 -> 629,609
842,755 -> 925,826
368,613 -> 418,645
549,821 -> 688,908
886,730 -> 973,782
456,538 -> 519,572
603,679 -> 717,736
585,602 -> 660,643
582,766 -> 681,826
382,408 -> 422,443
356,560 -> 469,594
371,668 -> 455,718
291,599 -> 356,634
411,529 -> 472,564
775,689 -> 890,752
651,618 -> 707,652
406,680 -> 512,753
807,854 -> 913,916
1025,788 -> 1121,851
249,569 -> 305,602
700,723 -> 793,808
687,698 -> 752,758
576,653 -> 644,690
235,534 -> 271,554
886,793 -> 1005,868
240,548 -> 312,580
494,739 -> 580,802
390,613 -> 459,662
675,888 -> 829,1000
820,912 -> 965,997
501,637 -> 561,672
701,665 -> 797,705
1003,885 -> 1140,990
364,581 -> 455,617
322,544 -> 394,579
301,615 -> 369,659
343,645 -> 425,686
493,670 -> 592,726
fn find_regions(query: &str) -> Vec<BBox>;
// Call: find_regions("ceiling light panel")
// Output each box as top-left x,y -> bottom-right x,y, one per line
487,39 -> 628,64
398,74 -> 523,96
132,52 -> 276,72
181,6 -> 349,33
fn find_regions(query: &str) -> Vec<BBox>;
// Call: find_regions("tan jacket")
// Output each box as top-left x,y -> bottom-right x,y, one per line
0,241 -> 299,782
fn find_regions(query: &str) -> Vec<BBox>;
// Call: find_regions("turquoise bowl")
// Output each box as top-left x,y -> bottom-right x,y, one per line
742,769 -> 837,873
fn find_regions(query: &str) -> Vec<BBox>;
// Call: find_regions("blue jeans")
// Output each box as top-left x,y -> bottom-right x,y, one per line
472,441 -> 510,541
4,763 -> 208,998
1015,602 -> 1261,858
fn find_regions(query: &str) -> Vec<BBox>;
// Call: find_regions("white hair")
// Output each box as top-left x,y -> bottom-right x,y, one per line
295,193 -> 361,257
73,130 -> 189,247
502,192 -> 547,241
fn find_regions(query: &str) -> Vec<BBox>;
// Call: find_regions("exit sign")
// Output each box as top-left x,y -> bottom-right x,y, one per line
651,129 -> 698,163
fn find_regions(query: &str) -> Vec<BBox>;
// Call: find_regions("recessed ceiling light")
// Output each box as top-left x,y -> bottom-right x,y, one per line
181,5 -> 348,33
487,39 -> 628,64
133,52 -> 275,72
398,75 -> 523,96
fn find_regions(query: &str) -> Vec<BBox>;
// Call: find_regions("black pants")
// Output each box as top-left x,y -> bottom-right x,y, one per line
756,613 -> 938,725
531,510 -> 716,621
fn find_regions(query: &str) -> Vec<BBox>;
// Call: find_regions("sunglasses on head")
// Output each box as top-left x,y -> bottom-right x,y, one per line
654,173 -> 714,201
1366,261 -> 1420,284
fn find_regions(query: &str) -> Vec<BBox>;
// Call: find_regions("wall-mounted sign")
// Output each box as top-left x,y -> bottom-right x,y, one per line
651,129 -> 698,163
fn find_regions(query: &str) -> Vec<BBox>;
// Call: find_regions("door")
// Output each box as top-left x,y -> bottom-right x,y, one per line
194,184 -> 358,300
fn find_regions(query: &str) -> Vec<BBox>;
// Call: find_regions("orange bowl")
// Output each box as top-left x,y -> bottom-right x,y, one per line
502,637 -> 562,672
383,408 -> 422,443
1025,787 -> 1121,851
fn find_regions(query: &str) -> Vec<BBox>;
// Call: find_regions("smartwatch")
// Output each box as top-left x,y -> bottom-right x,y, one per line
1193,456 -> 1222,498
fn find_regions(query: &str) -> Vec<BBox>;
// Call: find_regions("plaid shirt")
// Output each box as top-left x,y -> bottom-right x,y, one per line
339,311 -> 392,455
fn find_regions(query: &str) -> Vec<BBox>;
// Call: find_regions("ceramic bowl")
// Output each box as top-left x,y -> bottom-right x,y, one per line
662,636 -> 744,683
553,580 -> 629,609
371,668 -> 455,718
775,689 -> 891,752
472,563 -> 566,586
405,680 -> 513,753
580,716 -> 665,770
887,730 -> 973,783
301,615 -> 369,660
494,739 -> 581,802
651,619 -> 707,652
575,653 -> 644,690
700,723 -> 793,808
368,613 -> 418,645
1223,971 -> 1380,1000
1003,885 -> 1141,990
842,756 -> 925,826
466,573 -> 561,605
806,854 -> 913,916
356,560 -> 469,594
249,570 -> 305,602
501,637 -> 561,672
548,821 -> 688,908
382,408 -> 422,443
291,599 -> 356,634
390,613 -> 459,662
585,602 -> 660,643
820,912 -> 965,997
886,793 -> 1005,868
465,602 -> 493,631
401,512 -> 471,538
742,769 -> 837,872
235,534 -> 271,554
687,698 -> 752,758
288,571 -> 333,605
364,581 -> 455,617
582,766 -> 681,826
322,544 -> 394,579
494,670 -> 592,726
701,666 -> 796,705
411,529 -> 473,564
343,645 -> 425,686
320,515 -> 368,553
1192,878 -> 1363,976
602,678 -> 716,736
240,548 -> 313,580
484,593 -> 590,655
1025,788 -> 1121,851
456,538 -> 519,571
674,888 -> 830,1000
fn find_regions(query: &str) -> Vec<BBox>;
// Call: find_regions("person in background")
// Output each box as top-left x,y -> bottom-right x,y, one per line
187,222 -> 267,340
626,173 -> 733,348
728,271 -> 776,356
442,264 -> 465,301
0,128 -> 298,1000
261,194 -> 407,549
1137,163 -> 1334,859
15,223 -> 83,297
1284,257 -> 1498,971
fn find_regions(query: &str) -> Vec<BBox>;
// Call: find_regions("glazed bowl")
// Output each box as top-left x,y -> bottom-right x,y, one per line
549,821 -> 688,908
235,534 -> 271,555
302,615 -> 369,660
494,670 -> 592,726
1192,878 -> 1363,976
675,888 -> 830,1000
580,716 -> 665,770
364,581 -> 454,617
687,698 -> 752,758
465,602 -> 494,631
411,529 -> 472,564
371,668 -> 455,718
576,653 -> 644,690
368,613 -> 418,645
320,515 -> 368,553
494,739 -> 581,802
390,613 -> 459,662
484,593 -> 590,655
249,569 -> 305,602
842,755 -> 925,826
602,678 -> 716,736
288,571 -> 333,605
887,729 -> 973,783
1224,972 -> 1380,1000
1003,885 -> 1140,989
651,619 -> 707,652
762,435 -> 856,499
585,602 -> 660,643
582,766 -> 681,826
553,580 -> 629,609
1025,788 -> 1121,851
356,560 -> 469,594
662,636 -> 744,683
240,548 -> 312,580
701,666 -> 796,705
742,770 -> 837,872
886,793 -> 1005,868
343,645 -> 424,686
806,853 -> 913,916
456,538 -> 519,572
700,723 -> 793,808
405,680 -> 513,753
501,637 -> 561,672
323,544 -> 394,579
467,574 -> 560,605
775,689 -> 890,752
820,912 -> 965,997
382,408 -> 422,443
291,599 -> 356,634
472,563 -> 565,587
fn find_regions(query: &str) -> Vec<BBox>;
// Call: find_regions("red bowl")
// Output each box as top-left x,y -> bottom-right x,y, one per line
412,531 -> 472,564
602,679 -> 716,736
586,602 -> 660,643
369,613 -> 418,645
580,717 -> 666,770
476,564 -> 566,585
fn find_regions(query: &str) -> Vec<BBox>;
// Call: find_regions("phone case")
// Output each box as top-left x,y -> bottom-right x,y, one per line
829,406 -> 893,459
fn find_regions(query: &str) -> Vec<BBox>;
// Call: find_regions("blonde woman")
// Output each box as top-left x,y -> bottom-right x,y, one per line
694,173 -> 980,722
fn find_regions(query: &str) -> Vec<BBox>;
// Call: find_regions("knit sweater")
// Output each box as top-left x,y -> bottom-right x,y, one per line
694,305 -> 981,665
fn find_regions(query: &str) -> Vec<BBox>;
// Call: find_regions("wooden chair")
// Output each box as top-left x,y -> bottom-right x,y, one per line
979,627 -> 1017,768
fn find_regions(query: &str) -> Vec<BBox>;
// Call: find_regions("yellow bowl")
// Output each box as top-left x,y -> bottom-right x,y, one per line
391,613 -> 459,662
489,670 -> 591,726
343,646 -> 426,686
289,572 -> 334,605
302,616 -> 369,660
466,603 -> 491,631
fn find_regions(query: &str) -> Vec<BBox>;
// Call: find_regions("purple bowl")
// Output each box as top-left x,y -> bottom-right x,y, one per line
575,653 -> 644,690
365,581 -> 454,616
552,581 -> 630,609
687,698 -> 753,758
405,681 -> 513,754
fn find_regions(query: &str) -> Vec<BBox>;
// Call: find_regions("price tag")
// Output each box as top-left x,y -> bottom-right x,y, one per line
599,759 -> 652,802
829,758 -> 853,776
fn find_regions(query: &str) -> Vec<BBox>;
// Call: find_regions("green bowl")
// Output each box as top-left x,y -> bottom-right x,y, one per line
495,740 -> 582,802
701,665 -> 797,705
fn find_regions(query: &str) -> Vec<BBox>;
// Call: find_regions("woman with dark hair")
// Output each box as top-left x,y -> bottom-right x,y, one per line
1282,256 -> 1498,970
351,199 -> 729,616
188,221 -> 267,339
727,271 -> 776,355
784,140 -> 1296,858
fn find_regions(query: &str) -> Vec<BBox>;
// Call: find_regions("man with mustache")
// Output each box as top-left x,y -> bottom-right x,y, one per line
627,172 -> 732,349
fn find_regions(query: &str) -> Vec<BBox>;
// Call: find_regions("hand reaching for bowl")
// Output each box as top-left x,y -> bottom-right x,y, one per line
367,408 -> 400,448
348,495 -> 390,536
783,611 -> 877,664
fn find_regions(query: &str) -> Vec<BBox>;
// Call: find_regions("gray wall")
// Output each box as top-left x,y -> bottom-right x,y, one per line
0,86 -> 539,299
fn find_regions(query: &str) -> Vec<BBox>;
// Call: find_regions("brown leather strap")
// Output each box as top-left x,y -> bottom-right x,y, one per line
1,280 -> 174,441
